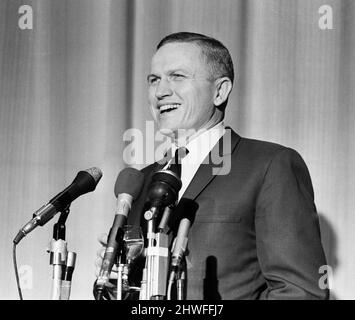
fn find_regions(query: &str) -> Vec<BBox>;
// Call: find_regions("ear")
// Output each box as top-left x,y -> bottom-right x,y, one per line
213,77 -> 233,107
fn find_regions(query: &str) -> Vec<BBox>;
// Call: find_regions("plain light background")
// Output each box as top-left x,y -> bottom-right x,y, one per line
0,0 -> 354,299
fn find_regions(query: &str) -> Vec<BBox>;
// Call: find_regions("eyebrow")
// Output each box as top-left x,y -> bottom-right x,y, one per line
146,73 -> 158,81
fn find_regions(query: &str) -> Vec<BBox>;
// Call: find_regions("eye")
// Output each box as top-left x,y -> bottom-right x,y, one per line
170,73 -> 186,81
147,76 -> 160,86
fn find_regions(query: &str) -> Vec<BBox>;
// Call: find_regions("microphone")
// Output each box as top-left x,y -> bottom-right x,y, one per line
95,167 -> 144,298
140,170 -> 182,300
171,217 -> 191,269
13,167 -> 103,245
144,169 -> 182,221
168,215 -> 194,300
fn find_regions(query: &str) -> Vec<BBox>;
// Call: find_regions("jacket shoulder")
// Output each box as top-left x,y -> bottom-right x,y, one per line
238,136 -> 287,154
236,136 -> 306,162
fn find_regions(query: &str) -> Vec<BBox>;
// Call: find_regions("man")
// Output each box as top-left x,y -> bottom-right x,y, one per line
95,32 -> 329,300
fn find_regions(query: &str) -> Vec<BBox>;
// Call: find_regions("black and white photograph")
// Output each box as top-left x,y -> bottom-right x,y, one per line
0,0 -> 354,305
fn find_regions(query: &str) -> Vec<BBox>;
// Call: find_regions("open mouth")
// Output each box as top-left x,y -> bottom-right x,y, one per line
159,104 -> 179,115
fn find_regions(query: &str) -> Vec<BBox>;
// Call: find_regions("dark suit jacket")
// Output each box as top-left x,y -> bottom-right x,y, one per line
127,128 -> 329,300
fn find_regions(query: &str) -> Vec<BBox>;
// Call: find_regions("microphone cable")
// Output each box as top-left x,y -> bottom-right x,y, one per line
13,243 -> 23,300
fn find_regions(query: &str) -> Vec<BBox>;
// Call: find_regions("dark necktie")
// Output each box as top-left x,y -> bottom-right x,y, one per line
167,147 -> 189,178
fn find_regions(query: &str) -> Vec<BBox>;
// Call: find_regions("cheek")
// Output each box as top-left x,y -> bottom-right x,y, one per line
184,87 -> 214,116
149,104 -> 157,121
148,88 -> 156,104
148,89 -> 158,118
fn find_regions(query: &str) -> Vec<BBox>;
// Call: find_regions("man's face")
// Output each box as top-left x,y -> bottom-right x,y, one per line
148,42 -> 216,136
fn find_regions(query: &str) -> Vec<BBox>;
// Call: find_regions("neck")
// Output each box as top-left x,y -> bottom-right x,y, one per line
173,114 -> 223,146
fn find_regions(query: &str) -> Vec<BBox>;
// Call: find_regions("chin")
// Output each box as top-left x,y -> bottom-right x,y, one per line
157,120 -> 178,133
158,125 -> 176,137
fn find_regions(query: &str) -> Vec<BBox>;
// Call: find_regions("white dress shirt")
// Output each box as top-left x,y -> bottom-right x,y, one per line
164,122 -> 226,201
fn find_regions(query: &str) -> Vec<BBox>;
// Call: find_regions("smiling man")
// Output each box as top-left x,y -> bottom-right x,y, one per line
147,39 -> 232,144
95,32 -> 329,300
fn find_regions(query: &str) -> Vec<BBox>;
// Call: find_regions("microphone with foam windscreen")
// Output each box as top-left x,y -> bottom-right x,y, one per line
95,167 -> 144,299
13,167 -> 103,245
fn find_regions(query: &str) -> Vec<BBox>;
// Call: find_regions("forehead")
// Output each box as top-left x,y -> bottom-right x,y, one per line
151,42 -> 208,74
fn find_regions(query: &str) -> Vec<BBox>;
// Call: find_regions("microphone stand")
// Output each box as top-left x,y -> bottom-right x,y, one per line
48,205 -> 76,300
141,207 -> 170,300
117,263 -> 123,300
116,244 -> 126,300
176,260 -> 186,300
167,249 -> 187,300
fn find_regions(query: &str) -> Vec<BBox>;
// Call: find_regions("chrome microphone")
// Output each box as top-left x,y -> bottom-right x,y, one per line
167,200 -> 197,300
171,218 -> 191,269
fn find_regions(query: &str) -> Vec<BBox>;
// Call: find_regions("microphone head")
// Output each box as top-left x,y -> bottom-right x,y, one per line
49,167 -> 103,212
85,167 -> 103,184
146,170 -> 182,209
114,167 -> 145,199
152,170 -> 182,193
72,167 -> 103,194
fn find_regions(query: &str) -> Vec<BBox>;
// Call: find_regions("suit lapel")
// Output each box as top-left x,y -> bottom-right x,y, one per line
181,128 -> 241,201
167,129 -> 241,233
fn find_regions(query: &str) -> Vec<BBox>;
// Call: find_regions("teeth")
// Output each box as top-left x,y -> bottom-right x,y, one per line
160,104 -> 179,112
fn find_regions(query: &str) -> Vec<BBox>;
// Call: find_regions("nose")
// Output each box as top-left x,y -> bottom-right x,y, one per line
155,78 -> 173,100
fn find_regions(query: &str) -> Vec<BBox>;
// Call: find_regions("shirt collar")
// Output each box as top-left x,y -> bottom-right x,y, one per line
171,121 -> 226,165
